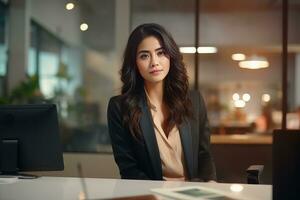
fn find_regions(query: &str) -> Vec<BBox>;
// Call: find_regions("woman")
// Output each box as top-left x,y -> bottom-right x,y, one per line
107,23 -> 216,181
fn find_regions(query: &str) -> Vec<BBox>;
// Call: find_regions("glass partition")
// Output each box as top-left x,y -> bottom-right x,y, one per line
3,0 -> 296,154
197,1 -> 282,135
287,0 -> 300,129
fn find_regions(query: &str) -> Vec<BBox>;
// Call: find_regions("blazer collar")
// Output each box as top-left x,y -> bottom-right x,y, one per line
178,120 -> 193,179
139,91 -> 193,180
139,91 -> 162,179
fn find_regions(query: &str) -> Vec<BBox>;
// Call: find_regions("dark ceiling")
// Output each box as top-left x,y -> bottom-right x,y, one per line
131,0 -> 286,13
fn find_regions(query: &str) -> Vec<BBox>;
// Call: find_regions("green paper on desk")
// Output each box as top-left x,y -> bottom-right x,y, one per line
151,186 -> 239,200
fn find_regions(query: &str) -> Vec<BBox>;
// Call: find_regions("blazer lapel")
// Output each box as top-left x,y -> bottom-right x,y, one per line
179,120 -> 193,179
139,93 -> 162,179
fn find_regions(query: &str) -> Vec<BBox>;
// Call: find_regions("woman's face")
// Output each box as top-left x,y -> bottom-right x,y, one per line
136,36 -> 170,85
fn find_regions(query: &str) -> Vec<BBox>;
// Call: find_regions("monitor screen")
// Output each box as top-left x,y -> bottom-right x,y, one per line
273,129 -> 300,200
0,104 -> 64,175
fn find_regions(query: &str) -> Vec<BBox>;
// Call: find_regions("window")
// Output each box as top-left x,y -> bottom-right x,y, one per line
28,22 -> 64,98
0,2 -> 8,97
28,0 -> 117,152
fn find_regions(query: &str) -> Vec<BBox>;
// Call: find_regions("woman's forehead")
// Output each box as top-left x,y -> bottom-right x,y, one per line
137,36 -> 163,51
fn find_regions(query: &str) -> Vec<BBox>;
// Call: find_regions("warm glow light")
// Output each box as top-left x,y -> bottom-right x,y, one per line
232,93 -> 240,101
179,47 -> 196,54
230,184 -> 244,192
232,53 -> 246,61
179,47 -> 217,54
239,55 -> 269,69
234,100 -> 246,108
262,94 -> 271,102
65,3 -> 74,10
197,47 -> 218,54
80,23 -> 88,31
239,60 -> 269,69
242,93 -> 251,102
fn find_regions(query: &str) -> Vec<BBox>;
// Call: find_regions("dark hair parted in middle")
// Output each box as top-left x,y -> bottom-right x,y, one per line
120,23 -> 192,139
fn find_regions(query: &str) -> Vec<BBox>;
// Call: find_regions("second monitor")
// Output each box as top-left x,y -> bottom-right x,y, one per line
0,104 -> 64,177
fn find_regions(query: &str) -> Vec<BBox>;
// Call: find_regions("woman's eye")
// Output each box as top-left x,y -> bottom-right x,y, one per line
140,54 -> 149,60
157,50 -> 165,56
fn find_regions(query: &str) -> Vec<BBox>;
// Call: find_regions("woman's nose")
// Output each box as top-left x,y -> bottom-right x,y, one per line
151,63 -> 159,67
151,55 -> 159,67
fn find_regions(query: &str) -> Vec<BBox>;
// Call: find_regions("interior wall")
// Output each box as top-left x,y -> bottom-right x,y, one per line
7,0 -> 30,92
132,10 -> 282,46
30,0 -> 81,46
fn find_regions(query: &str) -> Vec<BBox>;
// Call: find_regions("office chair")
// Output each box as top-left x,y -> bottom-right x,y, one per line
246,165 -> 264,184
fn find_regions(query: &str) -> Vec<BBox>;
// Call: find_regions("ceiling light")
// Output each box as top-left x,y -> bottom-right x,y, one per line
242,93 -> 251,102
239,55 -> 269,69
232,93 -> 240,101
80,23 -> 88,31
197,47 -> 218,54
232,53 -> 246,61
179,46 -> 217,54
234,100 -> 246,108
65,3 -> 74,10
179,47 -> 196,54
262,94 -> 271,102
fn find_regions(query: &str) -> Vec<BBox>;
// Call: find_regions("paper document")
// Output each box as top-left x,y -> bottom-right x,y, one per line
151,186 -> 240,200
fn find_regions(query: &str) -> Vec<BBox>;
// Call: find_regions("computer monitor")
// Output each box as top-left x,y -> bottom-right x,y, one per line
0,104 -> 64,177
273,129 -> 300,200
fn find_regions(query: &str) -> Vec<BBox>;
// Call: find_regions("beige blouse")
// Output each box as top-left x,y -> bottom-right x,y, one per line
145,89 -> 187,181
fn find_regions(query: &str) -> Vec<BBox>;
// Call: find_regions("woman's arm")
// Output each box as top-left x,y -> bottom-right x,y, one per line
107,97 -> 150,179
197,92 -> 217,181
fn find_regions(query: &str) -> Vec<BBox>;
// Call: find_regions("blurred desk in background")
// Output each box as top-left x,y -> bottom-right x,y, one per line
211,134 -> 272,144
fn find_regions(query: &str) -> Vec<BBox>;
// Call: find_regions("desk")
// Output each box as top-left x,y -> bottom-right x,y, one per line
211,134 -> 272,144
0,177 -> 271,200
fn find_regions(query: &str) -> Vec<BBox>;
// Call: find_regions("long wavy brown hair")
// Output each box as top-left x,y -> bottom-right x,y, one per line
120,23 -> 192,139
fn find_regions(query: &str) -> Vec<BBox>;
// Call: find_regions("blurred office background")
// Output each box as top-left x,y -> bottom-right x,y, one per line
0,0 -> 299,183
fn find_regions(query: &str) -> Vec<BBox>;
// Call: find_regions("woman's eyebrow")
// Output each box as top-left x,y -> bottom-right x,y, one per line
137,47 -> 164,55
137,50 -> 150,55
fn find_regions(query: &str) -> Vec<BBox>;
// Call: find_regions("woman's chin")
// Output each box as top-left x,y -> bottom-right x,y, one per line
148,78 -> 165,83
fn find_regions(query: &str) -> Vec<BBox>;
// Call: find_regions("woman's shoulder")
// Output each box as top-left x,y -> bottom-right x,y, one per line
188,90 -> 206,108
109,95 -> 123,103
188,89 -> 200,98
108,95 -> 123,111
188,89 -> 202,101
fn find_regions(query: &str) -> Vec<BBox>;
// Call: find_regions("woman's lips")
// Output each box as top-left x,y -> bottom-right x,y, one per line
149,69 -> 163,75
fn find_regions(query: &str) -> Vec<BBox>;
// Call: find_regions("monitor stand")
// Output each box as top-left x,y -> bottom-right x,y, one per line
0,139 -> 38,179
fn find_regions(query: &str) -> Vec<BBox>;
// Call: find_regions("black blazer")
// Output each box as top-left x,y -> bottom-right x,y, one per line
107,90 -> 216,181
